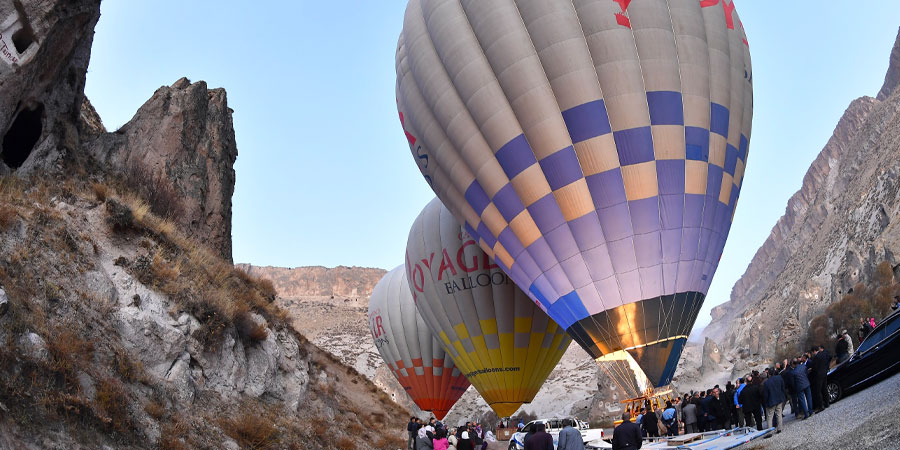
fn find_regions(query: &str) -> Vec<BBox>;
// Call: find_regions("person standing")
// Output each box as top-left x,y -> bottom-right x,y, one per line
408,417 -> 419,450
612,412 -> 643,450
662,401 -> 678,436
523,423 -> 554,450
835,334 -> 850,364
698,391 -> 711,432
710,388 -> 729,430
433,428 -> 450,450
843,330 -> 855,356
739,375 -> 763,431
456,431 -> 474,450
859,318 -> 872,342
557,419 -> 585,450
417,426 -> 435,450
791,359 -> 813,419
673,397 -> 684,435
733,378 -> 746,427
682,398 -> 698,434
642,405 -> 660,438
809,346 -> 829,411
762,370 -> 787,434
447,430 -> 458,450
724,382 -> 737,429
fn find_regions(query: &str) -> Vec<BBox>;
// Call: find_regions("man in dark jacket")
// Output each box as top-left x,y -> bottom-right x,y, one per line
612,413 -> 643,450
762,370 -> 787,433
408,417 -> 418,450
724,382 -> 737,428
836,335 -> 850,364
739,376 -> 763,431
809,346 -> 830,411
708,388 -> 728,430
523,422 -> 554,450
699,391 -> 712,432
641,406 -> 659,438
791,359 -> 813,419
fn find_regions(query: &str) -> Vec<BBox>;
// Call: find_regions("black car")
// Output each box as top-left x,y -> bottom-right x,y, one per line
826,310 -> 900,403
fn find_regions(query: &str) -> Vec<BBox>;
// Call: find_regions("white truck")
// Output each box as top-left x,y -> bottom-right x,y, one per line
508,418 -> 606,449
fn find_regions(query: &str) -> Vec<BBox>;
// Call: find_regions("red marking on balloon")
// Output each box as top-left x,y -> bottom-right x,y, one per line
700,0 -> 737,30
457,239 -> 480,273
398,110 -> 417,146
739,20 -> 749,47
612,0 -> 631,28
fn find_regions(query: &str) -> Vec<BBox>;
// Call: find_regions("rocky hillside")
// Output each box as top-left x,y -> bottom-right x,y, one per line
235,265 -> 385,298
262,263 -> 661,427
703,28 -> 900,358
0,0 -> 408,448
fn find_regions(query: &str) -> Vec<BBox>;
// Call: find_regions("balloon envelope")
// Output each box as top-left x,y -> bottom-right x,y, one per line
407,198 -> 571,417
396,0 -> 752,387
368,266 -> 470,419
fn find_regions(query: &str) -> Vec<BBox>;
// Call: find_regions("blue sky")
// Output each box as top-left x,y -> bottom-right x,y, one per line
85,2 -> 900,330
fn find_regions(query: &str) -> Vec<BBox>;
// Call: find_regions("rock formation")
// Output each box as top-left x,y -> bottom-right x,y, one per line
704,27 -> 900,358
700,337 -> 723,376
237,264 -> 386,298
0,1 -> 407,447
0,0 -> 100,175
86,78 -> 238,261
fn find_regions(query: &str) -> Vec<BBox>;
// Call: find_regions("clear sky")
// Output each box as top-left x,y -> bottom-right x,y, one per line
85,2 -> 900,330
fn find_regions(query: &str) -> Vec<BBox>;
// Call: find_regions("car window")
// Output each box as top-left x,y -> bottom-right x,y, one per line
522,423 -> 534,433
883,314 -> 900,337
859,328 -> 886,353
548,420 -> 559,429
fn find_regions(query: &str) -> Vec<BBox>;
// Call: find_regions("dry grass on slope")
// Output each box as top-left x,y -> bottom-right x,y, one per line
0,160 -> 408,449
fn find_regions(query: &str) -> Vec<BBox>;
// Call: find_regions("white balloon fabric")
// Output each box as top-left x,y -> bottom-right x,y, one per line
368,266 -> 469,419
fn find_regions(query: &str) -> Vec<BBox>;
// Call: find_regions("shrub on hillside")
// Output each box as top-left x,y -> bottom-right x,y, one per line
123,162 -> 184,221
804,261 -> 900,351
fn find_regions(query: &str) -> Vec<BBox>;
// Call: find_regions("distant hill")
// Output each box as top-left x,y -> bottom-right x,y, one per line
235,264 -> 386,298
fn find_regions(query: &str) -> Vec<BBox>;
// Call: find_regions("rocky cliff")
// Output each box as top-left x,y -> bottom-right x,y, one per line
86,78 -> 238,262
703,28 -> 900,358
0,0 -> 407,447
236,264 -> 385,298
0,0 -> 100,175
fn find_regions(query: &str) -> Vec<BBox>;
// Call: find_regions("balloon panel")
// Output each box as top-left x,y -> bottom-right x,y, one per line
407,198 -> 571,417
368,266 -> 470,419
396,0 -> 752,387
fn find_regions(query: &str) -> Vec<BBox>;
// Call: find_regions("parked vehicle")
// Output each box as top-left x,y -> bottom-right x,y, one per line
508,419 -> 603,450
508,419 -> 604,450
826,309 -> 900,403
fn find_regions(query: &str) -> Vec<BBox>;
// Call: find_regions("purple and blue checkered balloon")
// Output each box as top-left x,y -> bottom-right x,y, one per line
396,0 -> 752,388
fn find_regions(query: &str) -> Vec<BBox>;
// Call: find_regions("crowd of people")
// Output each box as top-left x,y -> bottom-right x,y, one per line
610,340 -> 862,449
408,312 -> 892,450
406,417 -> 494,450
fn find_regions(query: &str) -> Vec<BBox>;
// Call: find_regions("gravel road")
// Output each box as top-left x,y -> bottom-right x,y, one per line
747,371 -> 900,450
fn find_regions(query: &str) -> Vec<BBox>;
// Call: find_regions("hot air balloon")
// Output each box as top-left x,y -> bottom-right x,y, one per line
395,0 -> 752,392
368,266 -> 470,419
406,197 -> 571,417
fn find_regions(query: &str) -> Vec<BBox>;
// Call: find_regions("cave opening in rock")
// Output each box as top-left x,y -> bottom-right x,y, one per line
1,104 -> 44,169
11,27 -> 34,53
